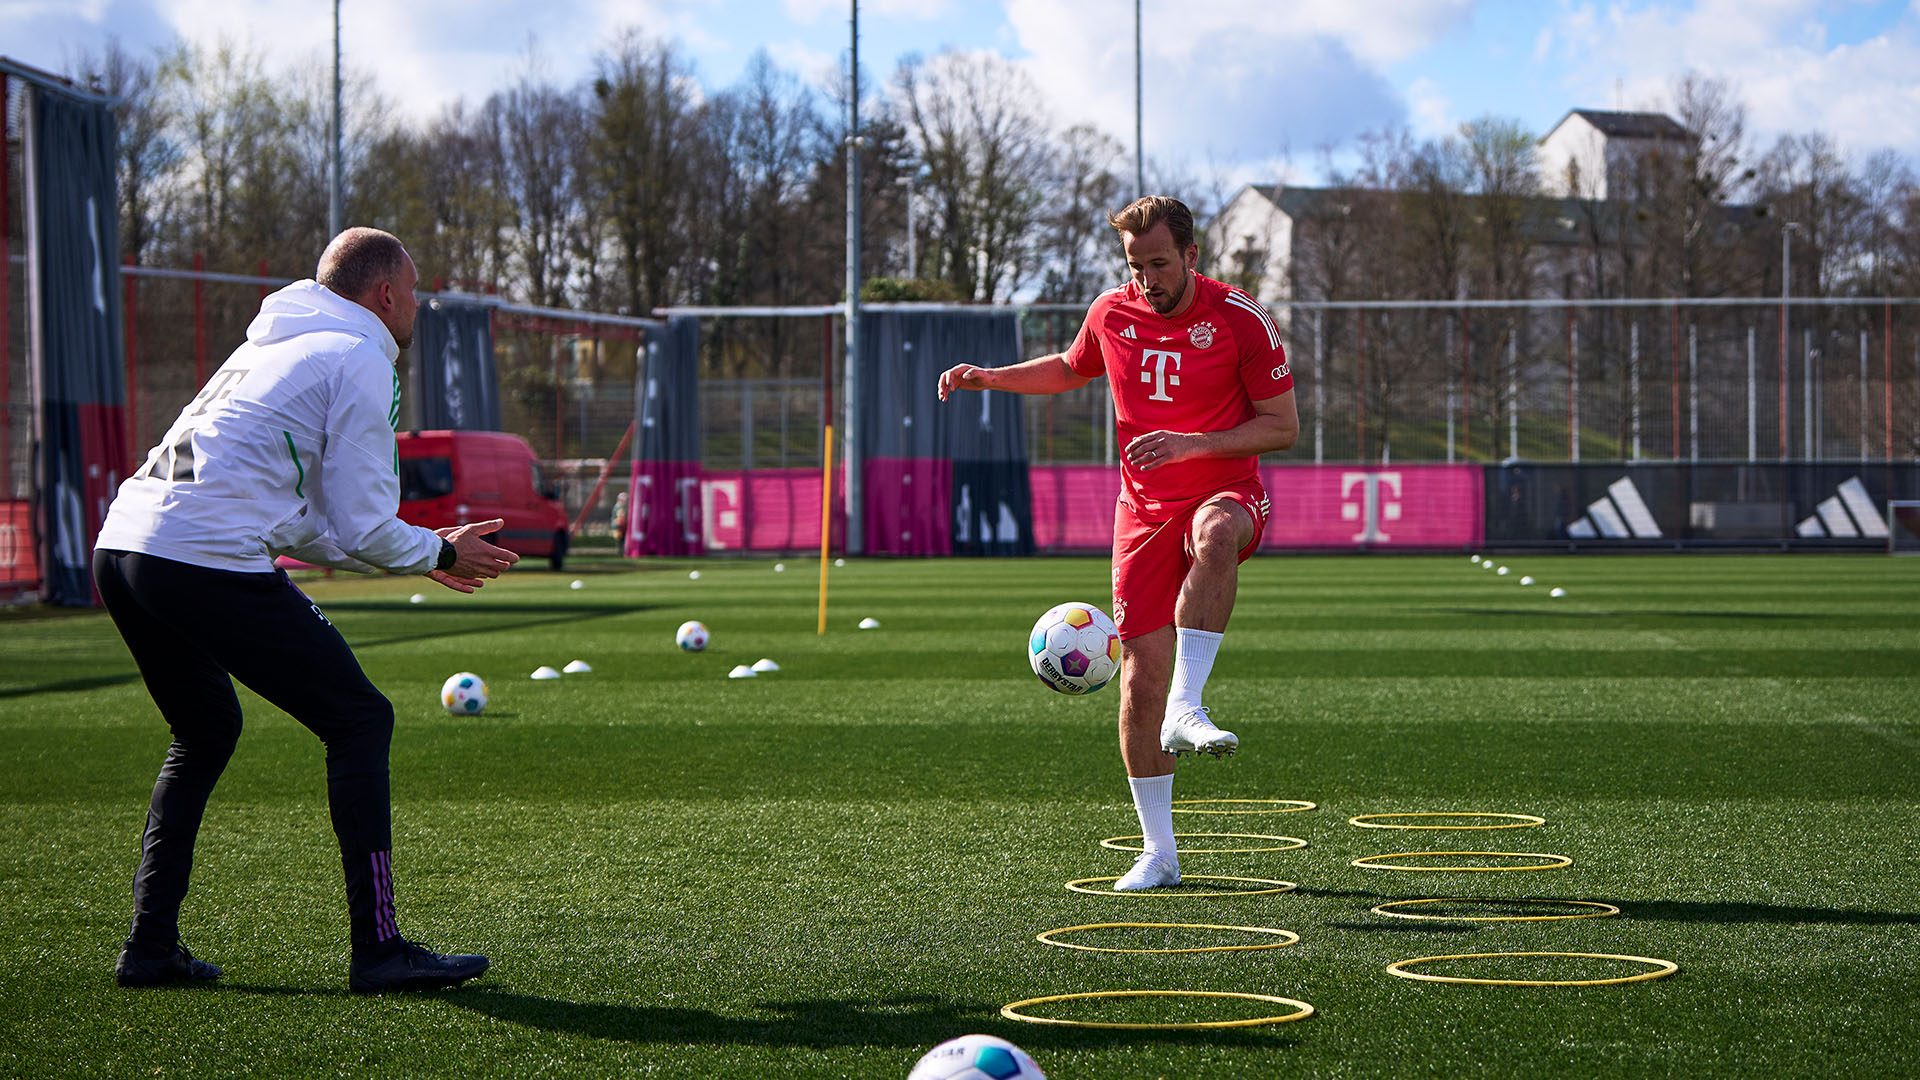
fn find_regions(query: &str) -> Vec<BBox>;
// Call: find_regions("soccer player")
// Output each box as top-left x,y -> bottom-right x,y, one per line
94,228 -> 518,990
938,196 -> 1297,890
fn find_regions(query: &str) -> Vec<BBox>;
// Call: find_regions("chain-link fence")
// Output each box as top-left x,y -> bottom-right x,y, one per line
1280,299 -> 1919,467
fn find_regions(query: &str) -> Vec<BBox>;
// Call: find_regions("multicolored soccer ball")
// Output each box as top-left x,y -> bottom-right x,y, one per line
676,620 -> 710,651
908,1034 -> 1046,1080
440,672 -> 488,714
1027,602 -> 1122,695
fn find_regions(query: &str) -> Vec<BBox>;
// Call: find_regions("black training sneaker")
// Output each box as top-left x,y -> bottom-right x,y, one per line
114,940 -> 223,988
348,939 -> 489,994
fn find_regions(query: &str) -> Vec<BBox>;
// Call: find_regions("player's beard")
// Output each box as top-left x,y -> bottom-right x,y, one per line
1148,272 -> 1188,315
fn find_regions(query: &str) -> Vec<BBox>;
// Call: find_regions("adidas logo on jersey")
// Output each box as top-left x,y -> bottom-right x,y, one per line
1795,476 -> 1888,538
1120,325 -> 1138,340
1566,477 -> 1663,539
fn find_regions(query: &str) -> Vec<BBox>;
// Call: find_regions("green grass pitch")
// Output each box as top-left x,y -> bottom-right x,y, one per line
3,553 -> 1917,1078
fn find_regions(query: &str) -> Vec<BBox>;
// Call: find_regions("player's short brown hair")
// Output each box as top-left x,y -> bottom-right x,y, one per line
316,227 -> 410,299
1107,196 -> 1195,251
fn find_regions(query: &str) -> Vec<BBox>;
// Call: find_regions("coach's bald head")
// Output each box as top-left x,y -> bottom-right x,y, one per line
317,227 -> 420,349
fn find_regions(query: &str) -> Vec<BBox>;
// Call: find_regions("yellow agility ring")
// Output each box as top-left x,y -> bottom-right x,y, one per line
1349,812 -> 1545,830
1066,875 -> 1297,897
1036,922 -> 1300,954
1371,898 -> 1620,922
1351,851 -> 1571,871
1386,951 -> 1678,986
1171,798 -> 1316,815
1001,989 -> 1315,1029
1099,833 -> 1308,854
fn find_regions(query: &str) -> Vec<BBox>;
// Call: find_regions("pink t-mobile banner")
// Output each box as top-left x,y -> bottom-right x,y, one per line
624,461 -> 703,557
1031,464 -> 1482,551
699,469 -> 845,553
1259,464 -> 1483,548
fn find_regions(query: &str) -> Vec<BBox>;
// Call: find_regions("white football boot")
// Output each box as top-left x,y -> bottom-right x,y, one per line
1161,706 -> 1238,757
1113,850 -> 1181,891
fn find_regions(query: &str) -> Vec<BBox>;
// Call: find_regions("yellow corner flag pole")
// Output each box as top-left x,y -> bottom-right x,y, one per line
817,423 -> 834,635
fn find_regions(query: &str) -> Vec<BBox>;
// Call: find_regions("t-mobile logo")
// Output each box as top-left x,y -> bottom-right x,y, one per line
1341,471 -> 1403,542
1140,349 -> 1182,401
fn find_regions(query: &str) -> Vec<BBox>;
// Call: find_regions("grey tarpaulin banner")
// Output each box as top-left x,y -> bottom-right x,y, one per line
627,315 -> 702,556
30,86 -> 128,605
858,310 -> 1032,556
408,298 -> 500,431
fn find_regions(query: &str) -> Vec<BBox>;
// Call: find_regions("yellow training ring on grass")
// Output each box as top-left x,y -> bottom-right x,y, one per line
1371,898 -> 1620,922
1171,799 -> 1316,814
1099,833 -> 1307,854
1349,812 -> 1546,830
1350,851 -> 1572,871
1065,875 -> 1297,897
1386,951 -> 1678,986
1000,989 -> 1315,1029
1036,922 -> 1299,954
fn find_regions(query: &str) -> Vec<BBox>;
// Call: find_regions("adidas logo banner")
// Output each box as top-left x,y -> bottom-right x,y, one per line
1566,477 -> 1664,540
1794,476 -> 1888,539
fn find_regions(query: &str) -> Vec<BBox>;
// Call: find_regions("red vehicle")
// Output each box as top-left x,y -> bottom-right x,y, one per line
397,430 -> 570,570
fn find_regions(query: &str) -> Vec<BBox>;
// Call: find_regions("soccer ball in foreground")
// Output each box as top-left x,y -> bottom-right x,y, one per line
440,672 -> 488,715
1028,601 -> 1122,695
676,620 -> 710,651
908,1034 -> 1046,1080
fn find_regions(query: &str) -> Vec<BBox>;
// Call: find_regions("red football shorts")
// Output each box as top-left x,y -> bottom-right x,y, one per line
1110,480 -> 1270,639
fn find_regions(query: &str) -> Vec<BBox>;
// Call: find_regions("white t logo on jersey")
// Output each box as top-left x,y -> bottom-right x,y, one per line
1141,349 -> 1182,401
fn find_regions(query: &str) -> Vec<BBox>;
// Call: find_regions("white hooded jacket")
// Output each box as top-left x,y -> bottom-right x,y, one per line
96,280 -> 442,575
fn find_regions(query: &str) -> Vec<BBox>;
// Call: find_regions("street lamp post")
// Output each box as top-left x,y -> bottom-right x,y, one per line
896,175 -> 915,280
328,0 -> 343,237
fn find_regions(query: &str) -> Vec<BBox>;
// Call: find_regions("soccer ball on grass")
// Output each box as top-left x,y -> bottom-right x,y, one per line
440,672 -> 488,714
1027,601 -> 1122,695
908,1034 -> 1046,1080
676,620 -> 710,651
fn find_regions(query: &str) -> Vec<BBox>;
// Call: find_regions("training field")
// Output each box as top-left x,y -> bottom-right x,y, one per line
3,553 -> 1917,1078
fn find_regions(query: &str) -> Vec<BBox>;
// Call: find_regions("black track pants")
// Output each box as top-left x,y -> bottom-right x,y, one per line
93,549 -> 402,948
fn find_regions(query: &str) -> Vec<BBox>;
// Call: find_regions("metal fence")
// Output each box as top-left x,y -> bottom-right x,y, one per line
6,260 -> 1918,597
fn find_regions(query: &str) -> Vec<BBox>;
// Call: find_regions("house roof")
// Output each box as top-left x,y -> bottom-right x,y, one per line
1556,109 -> 1694,141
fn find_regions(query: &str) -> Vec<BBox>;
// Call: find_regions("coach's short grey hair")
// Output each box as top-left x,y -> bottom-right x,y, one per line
316,228 -> 409,298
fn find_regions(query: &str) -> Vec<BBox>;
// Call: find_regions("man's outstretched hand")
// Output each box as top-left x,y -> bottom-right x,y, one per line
427,518 -> 521,593
937,364 -> 993,401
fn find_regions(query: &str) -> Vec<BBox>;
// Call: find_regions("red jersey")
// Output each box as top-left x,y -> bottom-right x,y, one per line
1063,273 -> 1292,517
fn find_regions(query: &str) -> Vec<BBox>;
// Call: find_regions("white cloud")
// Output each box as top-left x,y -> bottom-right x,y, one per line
1006,0 -> 1460,172
128,0 -> 703,120
784,0 -> 952,23
2,0 -> 110,17
1544,0 -> 1920,157
1407,75 -> 1453,138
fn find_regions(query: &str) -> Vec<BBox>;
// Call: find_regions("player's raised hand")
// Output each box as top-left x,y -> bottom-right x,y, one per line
937,363 -> 993,401
434,518 -> 520,589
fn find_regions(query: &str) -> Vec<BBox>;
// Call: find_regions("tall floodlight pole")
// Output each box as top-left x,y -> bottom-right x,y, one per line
844,1 -> 864,555
1780,222 -> 1798,459
1134,0 -> 1144,197
328,0 -> 344,237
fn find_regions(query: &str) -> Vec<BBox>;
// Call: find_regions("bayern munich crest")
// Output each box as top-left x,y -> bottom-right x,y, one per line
1189,321 -> 1216,348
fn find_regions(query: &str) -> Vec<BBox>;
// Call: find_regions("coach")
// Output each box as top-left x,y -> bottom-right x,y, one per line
94,228 -> 516,992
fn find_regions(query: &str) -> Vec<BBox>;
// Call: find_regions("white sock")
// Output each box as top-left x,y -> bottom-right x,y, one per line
1128,774 -> 1176,856
1164,627 -> 1224,721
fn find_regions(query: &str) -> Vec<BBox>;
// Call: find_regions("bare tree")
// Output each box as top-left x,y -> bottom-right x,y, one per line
894,50 -> 1054,301
1039,124 -> 1125,302
487,49 -> 587,307
587,33 -> 701,315
68,39 -> 180,267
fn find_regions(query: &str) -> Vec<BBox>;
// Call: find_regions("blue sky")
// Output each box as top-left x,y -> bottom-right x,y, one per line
6,0 -> 1917,187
